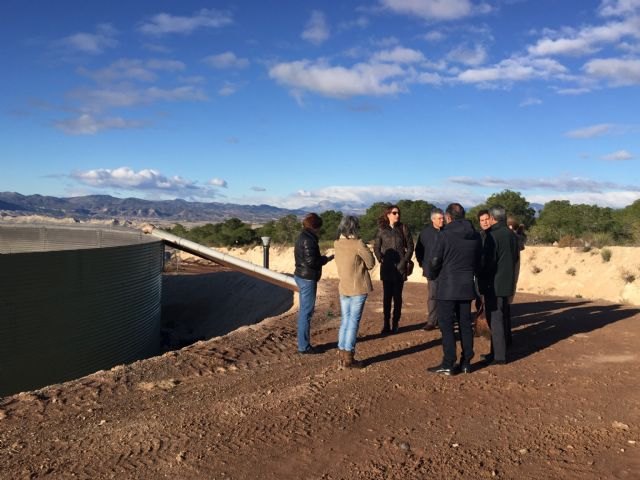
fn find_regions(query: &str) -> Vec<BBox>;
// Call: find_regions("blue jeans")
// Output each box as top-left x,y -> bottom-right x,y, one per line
295,276 -> 318,352
338,294 -> 368,352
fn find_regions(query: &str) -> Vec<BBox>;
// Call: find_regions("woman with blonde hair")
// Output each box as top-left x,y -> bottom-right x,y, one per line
373,204 -> 414,334
334,215 -> 376,368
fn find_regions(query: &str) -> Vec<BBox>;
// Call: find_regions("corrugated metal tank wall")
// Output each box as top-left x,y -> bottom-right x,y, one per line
0,224 -> 163,397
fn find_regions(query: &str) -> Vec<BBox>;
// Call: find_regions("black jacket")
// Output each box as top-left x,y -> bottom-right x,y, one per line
478,221 -> 518,297
415,224 -> 440,280
294,229 -> 329,281
373,222 -> 414,280
429,219 -> 482,301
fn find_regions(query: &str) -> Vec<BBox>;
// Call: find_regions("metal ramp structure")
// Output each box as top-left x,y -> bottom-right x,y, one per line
142,225 -> 298,292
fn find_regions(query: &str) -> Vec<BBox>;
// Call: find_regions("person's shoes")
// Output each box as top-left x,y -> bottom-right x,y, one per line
423,324 -> 437,331
391,324 -> 399,334
458,363 -> 472,374
427,365 -> 456,376
344,350 -> 364,369
380,327 -> 391,335
481,353 -> 494,363
299,345 -> 321,355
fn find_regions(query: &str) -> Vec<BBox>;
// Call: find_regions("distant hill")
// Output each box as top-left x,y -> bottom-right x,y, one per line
0,192 -> 308,224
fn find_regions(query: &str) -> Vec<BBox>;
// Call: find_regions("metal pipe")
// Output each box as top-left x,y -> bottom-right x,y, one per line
142,225 -> 298,292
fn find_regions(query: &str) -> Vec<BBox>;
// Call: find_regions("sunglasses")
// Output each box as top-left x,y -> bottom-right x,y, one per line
390,211 -> 400,215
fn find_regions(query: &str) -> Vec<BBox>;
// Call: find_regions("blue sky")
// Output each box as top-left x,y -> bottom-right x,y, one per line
2,0 -> 639,210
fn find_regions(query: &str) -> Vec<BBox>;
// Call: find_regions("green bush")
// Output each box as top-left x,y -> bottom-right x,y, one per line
601,248 -> 612,262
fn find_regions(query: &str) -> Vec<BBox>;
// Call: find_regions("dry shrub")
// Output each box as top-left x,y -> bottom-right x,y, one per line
566,267 -> 576,276
558,235 -> 582,248
621,270 -> 636,283
601,248 -> 612,262
531,265 -> 542,274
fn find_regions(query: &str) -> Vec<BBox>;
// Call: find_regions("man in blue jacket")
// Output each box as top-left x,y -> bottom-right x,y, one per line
427,203 -> 482,375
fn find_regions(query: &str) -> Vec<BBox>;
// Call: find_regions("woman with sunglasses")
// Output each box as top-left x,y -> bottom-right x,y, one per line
373,204 -> 414,334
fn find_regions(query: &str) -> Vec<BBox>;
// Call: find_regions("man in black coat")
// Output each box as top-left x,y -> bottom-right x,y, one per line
415,208 -> 444,330
478,205 -> 518,365
427,203 -> 482,375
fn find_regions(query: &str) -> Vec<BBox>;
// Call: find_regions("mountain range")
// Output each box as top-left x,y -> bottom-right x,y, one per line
0,192 -> 308,224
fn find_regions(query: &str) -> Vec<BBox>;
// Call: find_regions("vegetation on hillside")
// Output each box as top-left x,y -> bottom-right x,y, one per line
164,190 -> 640,248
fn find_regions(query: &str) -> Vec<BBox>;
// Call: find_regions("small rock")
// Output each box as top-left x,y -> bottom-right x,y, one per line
628,440 -> 636,445
176,451 -> 186,462
452,443 -> 459,448
399,442 -> 410,451
518,449 -> 528,454
612,421 -> 630,431
98,419 -> 107,426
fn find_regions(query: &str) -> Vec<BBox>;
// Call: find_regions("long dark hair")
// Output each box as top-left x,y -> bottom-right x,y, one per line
378,204 -> 399,229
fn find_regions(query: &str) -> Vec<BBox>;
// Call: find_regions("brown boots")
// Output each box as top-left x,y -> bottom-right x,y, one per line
338,349 -> 364,369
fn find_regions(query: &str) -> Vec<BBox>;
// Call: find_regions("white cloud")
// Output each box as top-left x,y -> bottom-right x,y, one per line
555,87 -> 593,95
78,58 -> 185,83
449,175 -> 640,192
380,0 -> 487,21
251,186 -> 267,192
70,85 -> 208,111
302,10 -> 330,45
54,114 -> 144,135
203,51 -> 250,69
218,83 -> 238,96
269,59 -> 406,98
583,58 -> 640,85
564,123 -> 615,138
423,30 -> 446,42
527,15 -> 640,57
599,0 -> 640,17
69,166 -> 223,200
528,191 -> 640,208
138,9 -> 232,35
457,56 -> 567,84
72,167 -> 196,190
447,43 -> 487,66
58,24 -> 118,54
415,71 -> 444,85
372,46 -> 425,63
601,149 -> 634,160
519,97 -> 542,107
272,185 -> 481,210
209,177 -> 228,188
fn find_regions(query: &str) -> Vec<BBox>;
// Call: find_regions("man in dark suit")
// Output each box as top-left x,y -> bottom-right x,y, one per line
427,203 -> 482,375
478,205 -> 518,365
415,208 -> 444,331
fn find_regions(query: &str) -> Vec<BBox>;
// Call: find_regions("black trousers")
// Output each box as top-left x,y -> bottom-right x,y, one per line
426,280 -> 438,327
485,294 -> 509,362
382,272 -> 404,328
437,299 -> 474,368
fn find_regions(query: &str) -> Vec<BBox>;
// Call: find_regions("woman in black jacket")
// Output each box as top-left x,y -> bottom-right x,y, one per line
373,204 -> 414,334
294,213 -> 333,354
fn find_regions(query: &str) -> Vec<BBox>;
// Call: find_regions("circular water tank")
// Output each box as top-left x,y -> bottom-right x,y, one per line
0,224 -> 163,397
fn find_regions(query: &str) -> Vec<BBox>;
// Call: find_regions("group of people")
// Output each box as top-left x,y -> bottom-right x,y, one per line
292,203 -> 525,374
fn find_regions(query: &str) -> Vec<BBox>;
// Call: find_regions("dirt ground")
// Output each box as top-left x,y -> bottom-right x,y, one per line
1,263 -> 639,480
